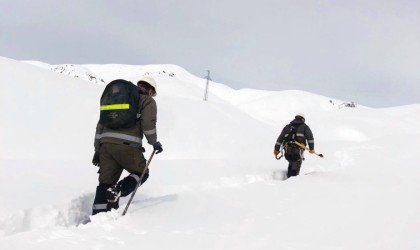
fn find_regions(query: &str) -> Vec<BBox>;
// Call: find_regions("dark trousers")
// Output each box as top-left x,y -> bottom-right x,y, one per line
92,143 -> 149,215
287,160 -> 302,178
98,143 -> 147,184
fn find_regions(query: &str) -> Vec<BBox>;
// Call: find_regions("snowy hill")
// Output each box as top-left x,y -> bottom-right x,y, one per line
1,56 -> 420,250
25,61 -> 107,84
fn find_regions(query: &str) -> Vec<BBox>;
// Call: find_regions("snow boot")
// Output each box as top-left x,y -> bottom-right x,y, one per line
106,184 -> 121,203
118,173 -> 149,197
92,183 -> 112,215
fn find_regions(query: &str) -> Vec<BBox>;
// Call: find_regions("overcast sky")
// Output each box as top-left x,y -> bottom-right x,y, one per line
1,0 -> 419,107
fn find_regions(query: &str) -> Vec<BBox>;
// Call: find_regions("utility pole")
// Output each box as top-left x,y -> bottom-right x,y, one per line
203,70 -> 211,101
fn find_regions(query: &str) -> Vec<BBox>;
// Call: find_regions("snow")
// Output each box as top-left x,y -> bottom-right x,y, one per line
1,56 -> 420,249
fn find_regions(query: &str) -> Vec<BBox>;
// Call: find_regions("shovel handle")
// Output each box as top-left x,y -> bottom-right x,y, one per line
293,141 -> 324,158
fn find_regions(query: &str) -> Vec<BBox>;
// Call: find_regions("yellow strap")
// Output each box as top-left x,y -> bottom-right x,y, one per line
100,104 -> 130,110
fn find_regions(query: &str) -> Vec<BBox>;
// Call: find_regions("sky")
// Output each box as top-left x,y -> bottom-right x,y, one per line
1,0 -> 419,107
1,56 -> 420,249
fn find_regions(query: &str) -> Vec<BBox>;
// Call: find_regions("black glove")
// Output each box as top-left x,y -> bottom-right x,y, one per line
153,141 -> 163,154
92,152 -> 100,166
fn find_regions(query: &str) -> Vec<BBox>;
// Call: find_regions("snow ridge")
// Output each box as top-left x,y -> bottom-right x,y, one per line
51,64 -> 106,84
0,194 -> 93,237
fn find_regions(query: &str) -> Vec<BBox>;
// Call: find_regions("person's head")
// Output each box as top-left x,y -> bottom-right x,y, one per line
137,76 -> 157,97
295,112 -> 305,121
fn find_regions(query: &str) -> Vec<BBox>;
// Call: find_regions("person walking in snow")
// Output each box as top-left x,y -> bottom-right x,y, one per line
274,113 -> 314,178
91,76 -> 163,215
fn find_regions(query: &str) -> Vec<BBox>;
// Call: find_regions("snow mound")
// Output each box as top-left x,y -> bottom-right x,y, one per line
0,194 -> 93,236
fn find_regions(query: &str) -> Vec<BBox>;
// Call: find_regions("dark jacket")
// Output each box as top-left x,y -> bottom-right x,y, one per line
94,92 -> 157,151
275,118 -> 314,151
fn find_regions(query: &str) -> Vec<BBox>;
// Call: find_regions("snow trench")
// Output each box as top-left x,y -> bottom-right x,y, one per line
0,193 -> 94,237
0,171 -> 299,237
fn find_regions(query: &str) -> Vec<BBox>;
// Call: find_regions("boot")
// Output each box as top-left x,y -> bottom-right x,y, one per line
106,184 -> 121,203
92,184 -> 111,215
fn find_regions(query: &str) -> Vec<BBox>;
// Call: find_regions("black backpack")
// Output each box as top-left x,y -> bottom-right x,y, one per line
100,79 -> 140,129
283,124 -> 302,161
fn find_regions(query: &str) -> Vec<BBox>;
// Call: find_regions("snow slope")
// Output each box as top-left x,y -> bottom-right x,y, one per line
1,56 -> 420,250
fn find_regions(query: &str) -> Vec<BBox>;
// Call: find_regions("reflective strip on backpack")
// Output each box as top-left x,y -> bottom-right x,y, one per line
96,132 -> 142,144
100,104 -> 130,110
296,133 -> 305,137
308,140 -> 314,143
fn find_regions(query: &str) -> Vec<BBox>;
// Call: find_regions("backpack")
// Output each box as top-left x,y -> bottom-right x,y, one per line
283,124 -> 302,161
99,79 -> 140,129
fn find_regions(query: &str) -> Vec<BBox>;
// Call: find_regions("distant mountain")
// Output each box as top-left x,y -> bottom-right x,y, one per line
24,61 -> 106,84
24,60 -> 359,119
51,64 -> 106,84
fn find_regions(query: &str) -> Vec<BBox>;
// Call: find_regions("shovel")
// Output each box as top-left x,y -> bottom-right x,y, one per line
293,141 -> 324,158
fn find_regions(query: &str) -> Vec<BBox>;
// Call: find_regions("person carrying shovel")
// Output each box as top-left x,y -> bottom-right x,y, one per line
274,113 -> 322,178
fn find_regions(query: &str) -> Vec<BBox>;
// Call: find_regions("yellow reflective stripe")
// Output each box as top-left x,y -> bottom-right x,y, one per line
100,104 -> 130,110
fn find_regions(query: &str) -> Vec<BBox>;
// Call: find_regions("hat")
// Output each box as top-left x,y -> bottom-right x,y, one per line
137,76 -> 157,96
295,112 -> 305,119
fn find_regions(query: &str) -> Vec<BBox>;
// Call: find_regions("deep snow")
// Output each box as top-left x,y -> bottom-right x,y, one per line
0,56 -> 419,249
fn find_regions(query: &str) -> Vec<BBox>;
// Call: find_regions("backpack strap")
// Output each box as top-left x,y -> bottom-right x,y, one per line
294,123 -> 306,140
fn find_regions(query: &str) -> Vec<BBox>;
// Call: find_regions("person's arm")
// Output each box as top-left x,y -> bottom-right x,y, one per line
140,97 -> 158,145
304,125 -> 314,151
94,121 -> 104,152
92,121 -> 104,166
274,125 -> 288,151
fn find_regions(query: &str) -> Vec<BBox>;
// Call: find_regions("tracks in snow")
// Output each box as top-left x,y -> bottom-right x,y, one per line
0,170 -> 315,237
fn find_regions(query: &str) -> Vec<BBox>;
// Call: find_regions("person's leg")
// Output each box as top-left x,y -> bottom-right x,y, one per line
114,145 -> 148,197
117,171 -> 149,197
98,144 -> 124,185
287,160 -> 302,178
92,144 -> 123,215
287,161 -> 294,178
294,160 -> 303,176
92,183 -> 112,215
